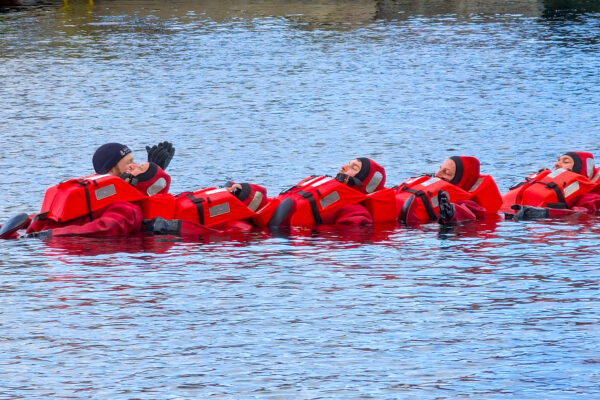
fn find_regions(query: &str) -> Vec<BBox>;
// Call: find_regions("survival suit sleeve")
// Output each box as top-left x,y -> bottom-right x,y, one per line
214,220 -> 254,232
444,200 -> 486,223
321,204 -> 373,225
532,193 -> 600,218
26,201 -> 144,237
566,193 -> 600,214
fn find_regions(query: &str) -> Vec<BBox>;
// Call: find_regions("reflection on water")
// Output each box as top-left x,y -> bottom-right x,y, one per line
2,217 -> 600,397
376,0 -> 543,18
2,0 -> 600,398
376,0 -> 600,19
3,0 -> 599,18
3,0 -> 600,24
542,0 -> 600,19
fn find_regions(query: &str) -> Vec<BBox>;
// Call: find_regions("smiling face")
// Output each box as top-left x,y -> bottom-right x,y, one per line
107,153 -> 135,176
338,159 -> 362,177
554,154 -> 575,171
435,159 -> 456,182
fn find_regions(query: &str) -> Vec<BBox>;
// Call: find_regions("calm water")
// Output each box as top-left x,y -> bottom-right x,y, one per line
1,0 -> 600,398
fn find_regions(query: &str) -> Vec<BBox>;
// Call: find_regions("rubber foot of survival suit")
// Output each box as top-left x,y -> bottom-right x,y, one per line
267,198 -> 294,238
0,213 -> 30,239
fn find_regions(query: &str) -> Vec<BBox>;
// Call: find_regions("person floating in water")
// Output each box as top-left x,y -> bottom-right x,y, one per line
502,151 -> 600,221
0,141 -> 175,239
256,157 -> 387,229
394,156 -> 502,225
0,140 -> 270,239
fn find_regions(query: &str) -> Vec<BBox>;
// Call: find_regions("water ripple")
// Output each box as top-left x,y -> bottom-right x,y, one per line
1,1 -> 600,398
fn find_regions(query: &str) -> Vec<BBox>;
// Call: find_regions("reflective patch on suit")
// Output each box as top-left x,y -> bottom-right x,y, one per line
95,184 -> 116,200
320,191 -> 340,209
206,188 -> 227,195
564,181 -> 580,198
300,176 -> 322,187
366,172 -> 383,193
209,202 -> 231,217
247,192 -> 264,212
587,158 -> 594,179
311,176 -> 333,187
431,195 -> 439,208
549,168 -> 566,179
421,177 -> 440,187
147,178 -> 167,196
469,177 -> 483,192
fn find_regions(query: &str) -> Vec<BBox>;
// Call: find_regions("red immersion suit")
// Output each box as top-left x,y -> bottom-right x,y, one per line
395,156 -> 502,225
502,152 -> 600,218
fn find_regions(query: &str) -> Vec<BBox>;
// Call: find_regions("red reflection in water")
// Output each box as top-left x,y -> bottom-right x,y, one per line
43,234 -> 176,256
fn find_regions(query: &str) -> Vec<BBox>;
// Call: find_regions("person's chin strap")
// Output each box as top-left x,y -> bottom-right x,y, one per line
335,173 -> 362,188
119,172 -> 139,187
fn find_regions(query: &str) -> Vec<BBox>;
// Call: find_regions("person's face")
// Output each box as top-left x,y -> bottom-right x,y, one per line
108,153 -> 134,176
338,159 -> 362,177
435,159 -> 456,181
554,155 -> 575,171
124,162 -> 150,176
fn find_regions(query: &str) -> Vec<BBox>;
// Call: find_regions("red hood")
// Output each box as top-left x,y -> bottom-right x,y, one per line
449,156 -> 480,191
355,158 -> 386,194
134,163 -> 171,196
564,151 -> 595,179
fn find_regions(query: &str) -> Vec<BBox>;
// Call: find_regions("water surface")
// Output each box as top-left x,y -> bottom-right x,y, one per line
1,1 -> 600,398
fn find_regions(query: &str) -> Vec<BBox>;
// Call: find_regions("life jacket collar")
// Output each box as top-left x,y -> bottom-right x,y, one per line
335,173 -> 362,188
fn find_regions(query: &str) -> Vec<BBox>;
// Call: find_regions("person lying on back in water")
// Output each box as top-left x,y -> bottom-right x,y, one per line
0,141 -> 176,239
90,141 -> 272,236
394,156 -> 502,225
502,151 -> 600,221
257,157 -> 387,229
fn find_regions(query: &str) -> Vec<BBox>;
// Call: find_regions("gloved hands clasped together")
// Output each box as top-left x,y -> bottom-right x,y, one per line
146,141 -> 175,171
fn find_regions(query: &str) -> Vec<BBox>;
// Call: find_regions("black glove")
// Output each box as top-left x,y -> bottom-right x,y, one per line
335,173 -> 362,188
146,141 -> 175,170
437,190 -> 455,223
119,172 -> 138,186
142,217 -> 182,235
21,230 -> 52,239
512,205 -> 549,222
